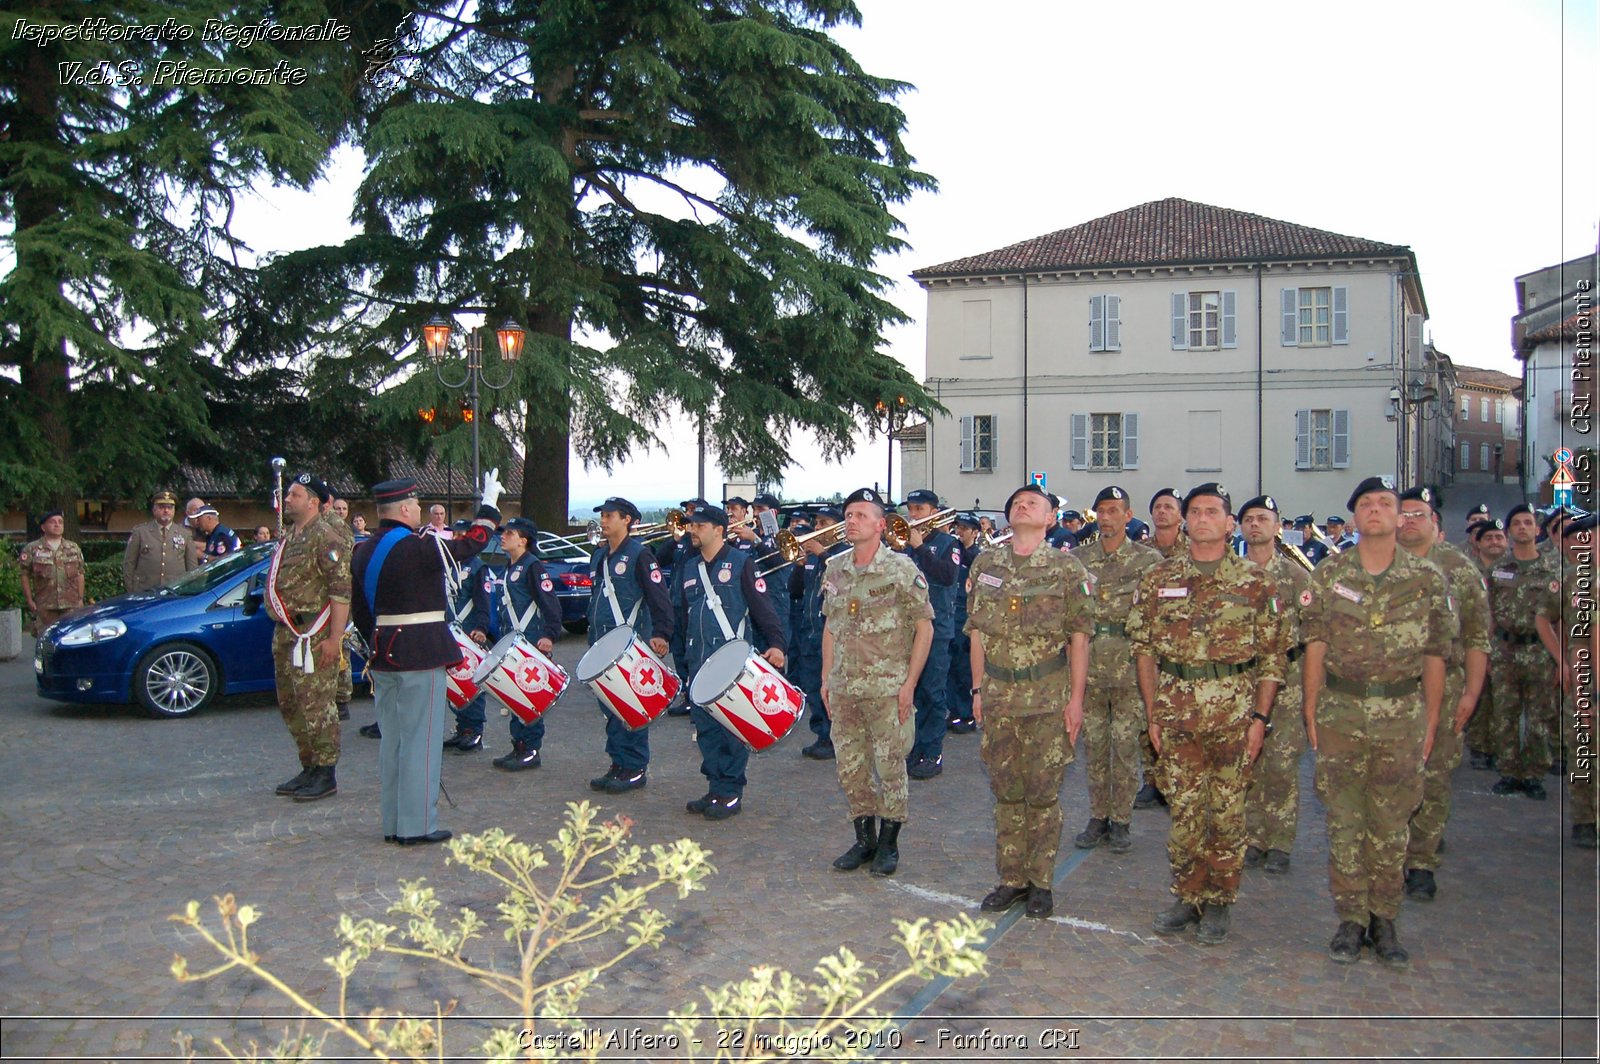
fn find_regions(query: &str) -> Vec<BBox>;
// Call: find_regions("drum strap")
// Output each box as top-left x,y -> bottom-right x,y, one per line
697,559 -> 746,642
507,571 -> 542,636
600,548 -> 641,629
431,533 -> 471,624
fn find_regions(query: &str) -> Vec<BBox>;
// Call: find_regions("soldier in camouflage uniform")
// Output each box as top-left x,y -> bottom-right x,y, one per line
1135,487 -> 1187,809
122,490 -> 196,592
966,484 -> 1092,920
1302,476 -> 1456,967
321,494 -> 356,721
1549,514 -> 1598,848
1487,504 -> 1563,799
1465,519 -> 1508,769
1072,485 -> 1161,855
1237,494 -> 1310,876
820,487 -> 935,877
1396,487 -> 1491,901
19,510 -> 85,637
1128,483 -> 1290,946
265,474 -> 353,802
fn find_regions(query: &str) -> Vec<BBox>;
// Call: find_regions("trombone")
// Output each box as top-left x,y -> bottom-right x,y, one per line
569,508 -> 686,547
754,521 -> 847,577
724,513 -> 758,542
1275,531 -> 1317,573
886,508 -> 958,550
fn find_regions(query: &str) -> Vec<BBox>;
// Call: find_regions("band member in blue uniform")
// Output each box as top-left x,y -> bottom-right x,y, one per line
192,507 -> 241,560
792,505 -> 848,759
947,512 -> 984,734
900,489 -> 961,779
482,516 -> 563,771
665,496 -> 710,716
727,492 -> 793,658
678,505 -> 786,820
586,497 -> 676,793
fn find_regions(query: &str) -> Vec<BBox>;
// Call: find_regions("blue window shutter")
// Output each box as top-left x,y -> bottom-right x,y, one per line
1281,288 -> 1299,346
1332,286 -> 1349,344
1295,409 -> 1311,469
1221,290 -> 1238,348
1089,295 -> 1105,352
960,415 -> 974,472
1122,413 -> 1140,469
1070,414 -> 1088,470
1332,409 -> 1351,467
1106,295 -> 1122,351
1171,293 -> 1188,349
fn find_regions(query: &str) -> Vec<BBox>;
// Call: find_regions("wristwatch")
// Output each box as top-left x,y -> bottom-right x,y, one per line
1250,711 -> 1273,733
970,686 -> 982,696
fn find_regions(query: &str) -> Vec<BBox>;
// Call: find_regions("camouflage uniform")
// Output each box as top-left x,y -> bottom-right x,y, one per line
1405,542 -> 1492,871
1075,535 -> 1162,822
1243,554 -> 1310,855
1127,552 -> 1291,906
1464,552 -> 1499,760
267,518 -> 354,769
820,548 -> 934,823
19,536 -> 86,636
1551,564 -> 1598,830
1487,552 -> 1560,782
1138,530 -> 1190,777
1301,549 -> 1456,923
123,520 -> 195,592
966,542 -> 1093,889
322,512 -> 355,707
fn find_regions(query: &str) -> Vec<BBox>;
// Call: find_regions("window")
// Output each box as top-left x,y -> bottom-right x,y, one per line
1294,408 -> 1351,470
1070,412 -> 1140,471
1461,395 -> 1470,418
1280,286 -> 1348,346
1088,294 -> 1122,352
959,414 -> 996,472
1481,397 -> 1490,422
1172,291 -> 1237,350
1481,443 -> 1491,470
1461,446 -> 1471,471
1495,398 -> 1504,424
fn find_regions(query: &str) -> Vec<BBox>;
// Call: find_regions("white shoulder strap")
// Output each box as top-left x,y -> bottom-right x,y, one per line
696,558 -> 742,641
600,548 -> 642,627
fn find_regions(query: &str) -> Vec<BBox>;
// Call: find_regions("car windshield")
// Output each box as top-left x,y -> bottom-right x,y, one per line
536,531 -> 589,562
165,543 -> 272,596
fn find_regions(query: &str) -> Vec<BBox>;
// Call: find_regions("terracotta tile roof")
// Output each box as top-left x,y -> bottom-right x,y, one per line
1453,366 -> 1521,391
178,452 -> 525,501
1525,310 -> 1592,345
913,197 -> 1411,278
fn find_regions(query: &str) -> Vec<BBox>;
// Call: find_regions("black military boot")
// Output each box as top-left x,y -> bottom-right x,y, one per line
1024,886 -> 1053,919
870,820 -> 902,877
1403,868 -> 1437,902
1134,782 -> 1166,809
1573,823 -> 1598,849
1262,849 -> 1292,875
275,766 -> 313,796
1491,776 -> 1522,796
1243,844 -> 1265,868
832,816 -> 877,871
1328,920 -> 1365,963
1467,747 -> 1492,770
1523,778 -> 1548,801
293,765 -> 337,802
1366,915 -> 1409,968
337,702 -> 350,721
1194,902 -> 1231,945
359,721 -> 381,739
980,885 -> 1028,912
1074,817 -> 1109,849
802,738 -> 835,760
1152,901 -> 1200,935
1105,821 -> 1132,854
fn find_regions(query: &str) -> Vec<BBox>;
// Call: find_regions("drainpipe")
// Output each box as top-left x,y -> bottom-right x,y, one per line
1021,273 -> 1029,484
1256,264 -> 1264,495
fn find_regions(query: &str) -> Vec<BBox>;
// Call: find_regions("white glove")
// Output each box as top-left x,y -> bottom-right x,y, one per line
480,467 -> 504,509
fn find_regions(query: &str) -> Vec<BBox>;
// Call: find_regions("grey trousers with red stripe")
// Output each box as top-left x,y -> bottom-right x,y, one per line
373,668 -> 449,839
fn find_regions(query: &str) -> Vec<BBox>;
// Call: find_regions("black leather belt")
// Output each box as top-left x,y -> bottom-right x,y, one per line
1325,672 -> 1420,698
1093,622 -> 1127,638
1158,657 -> 1257,681
1496,628 -> 1540,646
986,649 -> 1069,683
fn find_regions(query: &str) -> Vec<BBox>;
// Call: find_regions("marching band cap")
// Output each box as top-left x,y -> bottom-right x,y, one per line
1292,514 -> 1314,528
843,487 -> 885,509
1149,487 -> 1179,512
1505,502 -> 1535,523
1062,510 -> 1082,522
1048,492 -> 1063,509
1093,486 -> 1129,508
151,490 -> 178,506
38,508 -> 63,523
193,506 -> 220,519
679,496 -> 710,510
1004,483 -> 1052,517
1540,506 -> 1569,532
1326,515 -> 1347,525
904,488 -> 940,507
1181,482 -> 1231,516
953,512 -> 982,530
687,504 -> 728,527
1345,474 -> 1397,512
1563,512 -> 1597,537
814,505 -> 843,522
594,497 -> 642,522
1471,518 -> 1506,539
753,492 -> 782,509
501,516 -> 538,538
371,477 -> 418,504
1237,495 -> 1278,519
723,495 -> 751,508
1398,486 -> 1440,509
294,472 -> 330,503
452,519 -> 470,532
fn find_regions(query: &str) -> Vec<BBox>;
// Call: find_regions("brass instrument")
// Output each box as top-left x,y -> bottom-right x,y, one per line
1073,527 -> 1099,547
1274,531 -> 1317,573
885,508 -> 958,550
632,508 -> 688,543
755,521 -> 848,577
1306,523 -> 1344,555
724,513 -> 758,542
985,528 -> 1014,547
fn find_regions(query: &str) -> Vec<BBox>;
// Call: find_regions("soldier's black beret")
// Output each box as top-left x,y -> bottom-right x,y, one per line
1093,486 -> 1129,508
1005,483 -> 1053,517
594,497 -> 642,522
1505,503 -> 1535,523
843,487 -> 885,510
1399,486 -> 1440,509
723,495 -> 751,509
1181,482 -> 1231,516
38,508 -> 63,524
1237,495 -> 1278,519
953,512 -> 982,530
1149,487 -> 1180,512
1345,475 -> 1397,512
904,488 -> 940,507
688,505 -> 728,527
1563,513 -> 1598,537
501,516 -> 538,538
1541,507 -> 1569,531
1471,518 -> 1506,539
295,472 -> 331,503
372,478 -> 418,504
753,492 -> 782,509
1467,503 -> 1491,519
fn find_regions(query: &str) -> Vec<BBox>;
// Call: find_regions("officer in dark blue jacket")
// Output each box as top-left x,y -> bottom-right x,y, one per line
946,512 -> 983,734
678,505 -> 786,820
726,493 -> 793,658
790,506 -> 848,759
899,489 -> 961,779
481,517 -> 563,771
586,497 -> 675,794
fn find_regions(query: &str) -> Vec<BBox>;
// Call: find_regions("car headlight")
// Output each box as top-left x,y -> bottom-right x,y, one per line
57,619 -> 127,646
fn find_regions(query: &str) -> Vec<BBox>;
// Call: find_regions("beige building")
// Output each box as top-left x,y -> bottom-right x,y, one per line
905,198 -> 1435,517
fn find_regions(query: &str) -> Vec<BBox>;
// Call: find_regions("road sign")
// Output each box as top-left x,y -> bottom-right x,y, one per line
1031,471 -> 1047,490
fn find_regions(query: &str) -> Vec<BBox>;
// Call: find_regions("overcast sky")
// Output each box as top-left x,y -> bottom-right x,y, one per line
234,0 -> 1599,511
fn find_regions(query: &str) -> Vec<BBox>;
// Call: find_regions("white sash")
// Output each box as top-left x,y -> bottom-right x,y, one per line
266,529 -> 331,674
505,557 -> 544,636
697,559 -> 746,642
600,545 -> 642,628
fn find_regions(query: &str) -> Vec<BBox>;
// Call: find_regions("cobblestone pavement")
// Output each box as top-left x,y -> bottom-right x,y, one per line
0,634 -> 1594,1063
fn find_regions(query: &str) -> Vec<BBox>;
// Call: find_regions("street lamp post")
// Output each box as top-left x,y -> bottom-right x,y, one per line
422,314 -> 526,489
1389,376 -> 1440,486
875,396 -> 908,501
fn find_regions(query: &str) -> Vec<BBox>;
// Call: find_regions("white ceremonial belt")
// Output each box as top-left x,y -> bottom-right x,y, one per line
376,611 -> 447,626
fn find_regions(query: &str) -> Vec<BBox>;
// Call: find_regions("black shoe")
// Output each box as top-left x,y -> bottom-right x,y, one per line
383,834 -> 397,843
1106,821 -> 1132,854
396,830 -> 453,847
1328,920 -> 1365,963
1403,868 -> 1437,902
1152,901 -> 1201,935
666,704 -> 691,717
703,794 -> 742,820
1024,887 -> 1053,919
907,755 -> 943,780
1074,817 -> 1109,849
1524,779 -> 1548,801
603,767 -> 647,793
453,732 -> 482,753
1243,844 -> 1265,869
980,885 -> 1029,912
1262,849 -> 1291,876
493,742 -> 540,771
359,722 -> 382,739
1491,776 -> 1522,796
292,765 -> 337,802
870,820 -> 901,876
442,729 -> 470,750
686,792 -> 715,815
591,765 -> 625,791
1134,782 -> 1165,809
947,718 -> 977,734
337,702 -> 350,721
1573,823 -> 1598,849
802,739 -> 836,761
1195,902 -> 1231,945
833,816 -> 878,871
1366,915 -> 1409,968
1468,749 -> 1493,770
275,766 -> 314,796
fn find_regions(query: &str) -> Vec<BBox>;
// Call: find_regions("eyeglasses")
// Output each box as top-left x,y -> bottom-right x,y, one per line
1399,511 -> 1431,521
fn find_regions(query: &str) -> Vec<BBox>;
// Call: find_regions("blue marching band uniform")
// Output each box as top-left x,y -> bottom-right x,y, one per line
899,489 -> 961,780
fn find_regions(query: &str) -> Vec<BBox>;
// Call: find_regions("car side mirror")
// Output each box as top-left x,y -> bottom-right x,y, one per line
241,572 -> 266,616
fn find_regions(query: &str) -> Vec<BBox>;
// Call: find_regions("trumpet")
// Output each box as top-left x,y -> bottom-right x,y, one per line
1275,531 -> 1317,573
755,521 -> 847,577
1306,523 -> 1343,555
985,528 -> 1014,547
632,509 -> 688,543
886,507 -> 958,550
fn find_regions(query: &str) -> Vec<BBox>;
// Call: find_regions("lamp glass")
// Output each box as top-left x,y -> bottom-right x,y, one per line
422,315 -> 453,363
496,318 -> 526,362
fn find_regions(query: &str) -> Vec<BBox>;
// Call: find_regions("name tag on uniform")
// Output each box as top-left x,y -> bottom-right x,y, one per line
977,573 -> 1003,588
1332,582 -> 1363,603
1492,569 -> 1516,581
682,578 -> 698,589
1157,587 -> 1188,599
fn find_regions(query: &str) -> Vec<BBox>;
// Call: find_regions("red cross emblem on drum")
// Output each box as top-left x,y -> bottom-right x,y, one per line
448,657 -> 474,681
514,660 -> 552,694
630,662 -> 664,699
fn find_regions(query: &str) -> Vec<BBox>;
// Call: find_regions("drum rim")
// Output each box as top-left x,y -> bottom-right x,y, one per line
576,623 -> 637,683
472,630 -> 530,685
688,639 -> 754,707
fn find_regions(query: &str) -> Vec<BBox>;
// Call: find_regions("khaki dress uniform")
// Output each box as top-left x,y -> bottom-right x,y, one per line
20,537 -> 86,636
123,521 -> 195,592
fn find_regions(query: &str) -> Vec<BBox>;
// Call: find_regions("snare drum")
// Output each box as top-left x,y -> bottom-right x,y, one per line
444,624 -> 488,711
575,625 -> 680,730
471,632 -> 570,724
688,639 -> 805,751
